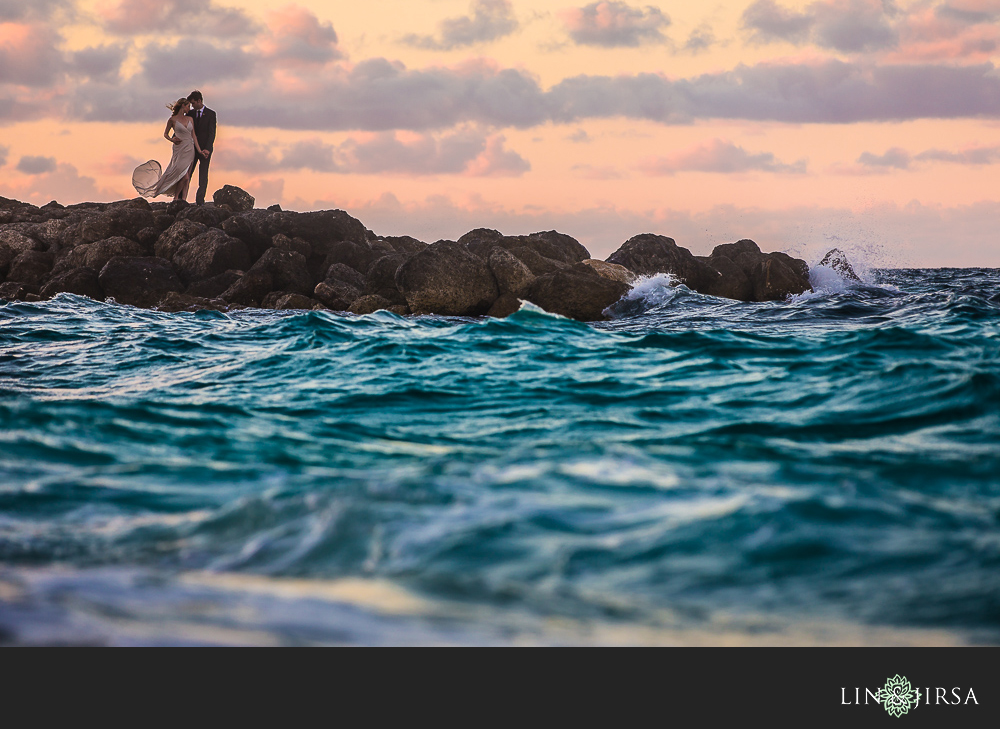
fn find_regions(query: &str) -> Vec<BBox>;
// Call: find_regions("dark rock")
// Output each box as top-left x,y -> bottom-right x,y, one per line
506,246 -> 570,276
268,209 -> 369,248
457,228 -> 504,254
380,236 -> 427,255
313,279 -> 361,311
177,205 -> 232,227
579,259 -> 636,285
98,256 -> 184,308
39,267 -> 104,301
487,293 -> 523,318
267,204 -> 282,212
156,292 -> 230,313
0,282 -> 40,301
136,226 -> 160,250
607,234 -> 715,291
272,233 -> 311,258
818,248 -> 861,281
32,218 -> 71,248
153,213 -> 175,231
706,240 -> 811,301
395,241 -> 499,316
749,256 -> 810,301
697,254 -> 753,301
186,270 -> 243,299
525,263 -> 630,321
365,254 -> 409,304
166,199 -> 189,216
488,247 -> 535,297
79,206 -> 155,243
0,229 -> 44,255
213,185 -> 255,212
261,291 -> 290,308
461,229 -> 590,266
8,250 -> 54,285
155,220 -> 207,260
322,239 -> 378,276
349,294 -> 393,315
218,215 -> 268,261
273,293 -> 318,310
324,262 -> 366,290
220,268 -> 273,306
172,229 -> 250,285
83,237 -> 144,272
248,248 -> 312,295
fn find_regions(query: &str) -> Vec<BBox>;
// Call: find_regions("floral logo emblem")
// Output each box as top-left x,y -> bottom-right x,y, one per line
880,675 -> 917,717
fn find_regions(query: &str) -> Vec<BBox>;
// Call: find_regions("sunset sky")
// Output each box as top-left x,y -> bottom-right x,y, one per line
1,0 -> 998,265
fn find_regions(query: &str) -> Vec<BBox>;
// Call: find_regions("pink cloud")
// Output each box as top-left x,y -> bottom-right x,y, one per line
0,22 -> 65,86
215,129 -> 530,177
560,1 -> 671,48
639,139 -> 807,175
98,0 -> 258,38
259,5 -> 342,65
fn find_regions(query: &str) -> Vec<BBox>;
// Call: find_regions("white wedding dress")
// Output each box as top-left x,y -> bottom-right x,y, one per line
133,119 -> 196,199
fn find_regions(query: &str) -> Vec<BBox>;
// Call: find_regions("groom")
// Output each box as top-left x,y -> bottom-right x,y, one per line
186,90 -> 216,206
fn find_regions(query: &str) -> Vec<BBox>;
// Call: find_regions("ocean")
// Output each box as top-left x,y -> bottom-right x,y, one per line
1,266 -> 998,645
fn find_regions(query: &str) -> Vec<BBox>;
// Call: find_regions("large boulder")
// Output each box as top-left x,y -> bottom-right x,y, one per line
380,236 -> 427,255
324,262 -> 366,290
248,247 -> 312,295
607,234 -> 715,291
213,185 -> 255,212
83,237 -> 144,272
524,263 -> 630,321
349,294 -> 394,315
154,220 -> 207,260
273,293 -> 319,310
488,247 -> 535,297
156,292 -> 231,313
176,205 -> 232,228
321,240 -> 379,276
365,254 -> 409,304
313,279 -> 361,310
578,259 -> 635,286
0,229 -> 44,256
98,256 -> 184,308
79,205 -> 155,243
707,240 -> 811,301
39,267 -> 104,301
7,250 -> 54,285
0,282 -> 39,301
172,229 -> 251,285
186,269 -> 243,299
220,268 -> 272,306
460,229 -> 590,266
818,248 -> 861,282
749,254 -> 811,301
395,241 -> 499,316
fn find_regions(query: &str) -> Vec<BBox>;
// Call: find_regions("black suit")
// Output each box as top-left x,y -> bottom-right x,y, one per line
186,106 -> 217,205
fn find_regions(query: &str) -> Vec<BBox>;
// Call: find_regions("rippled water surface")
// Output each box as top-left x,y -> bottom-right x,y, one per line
1,268 -> 998,645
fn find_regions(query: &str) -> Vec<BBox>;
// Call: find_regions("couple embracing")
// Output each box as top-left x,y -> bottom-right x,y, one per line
133,91 -> 217,204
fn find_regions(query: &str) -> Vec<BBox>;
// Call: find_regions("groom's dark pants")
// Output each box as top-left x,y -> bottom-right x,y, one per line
189,151 -> 211,205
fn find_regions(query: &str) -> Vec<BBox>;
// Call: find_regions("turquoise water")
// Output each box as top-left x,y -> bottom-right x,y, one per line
1,268 -> 999,645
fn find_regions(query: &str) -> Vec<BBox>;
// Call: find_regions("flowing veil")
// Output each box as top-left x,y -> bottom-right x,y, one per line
132,160 -> 162,197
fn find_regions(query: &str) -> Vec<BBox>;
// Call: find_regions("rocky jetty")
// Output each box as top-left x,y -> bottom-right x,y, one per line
0,189 -> 818,321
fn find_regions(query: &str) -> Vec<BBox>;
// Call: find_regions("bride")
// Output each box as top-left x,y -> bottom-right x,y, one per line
133,98 -> 209,201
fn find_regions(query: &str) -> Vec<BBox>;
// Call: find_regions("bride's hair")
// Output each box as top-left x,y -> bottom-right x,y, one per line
165,98 -> 189,116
